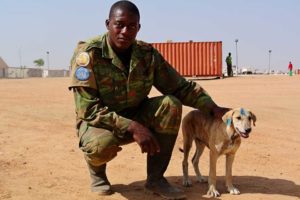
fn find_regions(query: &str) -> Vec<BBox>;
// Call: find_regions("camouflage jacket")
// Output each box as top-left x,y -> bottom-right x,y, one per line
69,33 -> 216,137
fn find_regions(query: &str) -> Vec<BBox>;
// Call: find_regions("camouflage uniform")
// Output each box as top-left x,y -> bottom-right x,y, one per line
69,33 -> 216,193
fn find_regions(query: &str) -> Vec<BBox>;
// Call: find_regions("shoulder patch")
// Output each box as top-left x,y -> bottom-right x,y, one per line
75,52 -> 90,66
75,67 -> 90,81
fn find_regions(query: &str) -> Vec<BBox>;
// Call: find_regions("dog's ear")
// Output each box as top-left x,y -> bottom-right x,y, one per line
222,109 -> 235,137
248,110 -> 257,126
222,109 -> 234,125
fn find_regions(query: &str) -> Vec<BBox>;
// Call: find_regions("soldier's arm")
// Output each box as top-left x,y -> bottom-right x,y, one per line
152,48 -> 224,116
69,41 -> 132,137
73,87 -> 160,154
72,87 -> 132,137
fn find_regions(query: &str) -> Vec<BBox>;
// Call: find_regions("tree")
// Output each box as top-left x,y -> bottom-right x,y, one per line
33,59 -> 44,67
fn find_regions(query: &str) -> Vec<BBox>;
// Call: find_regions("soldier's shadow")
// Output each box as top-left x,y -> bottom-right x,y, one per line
112,175 -> 300,200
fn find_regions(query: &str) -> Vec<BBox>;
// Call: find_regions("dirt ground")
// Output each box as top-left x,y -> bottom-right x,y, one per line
0,75 -> 299,200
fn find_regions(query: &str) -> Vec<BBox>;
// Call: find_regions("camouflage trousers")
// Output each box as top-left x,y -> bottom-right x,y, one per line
77,95 -> 182,167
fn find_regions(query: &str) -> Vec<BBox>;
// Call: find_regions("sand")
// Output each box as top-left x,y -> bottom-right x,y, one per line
0,75 -> 299,200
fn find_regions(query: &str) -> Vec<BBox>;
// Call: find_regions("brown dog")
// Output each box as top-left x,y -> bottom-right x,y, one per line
181,108 -> 256,197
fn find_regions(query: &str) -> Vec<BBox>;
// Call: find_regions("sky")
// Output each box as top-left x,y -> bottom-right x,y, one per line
0,0 -> 299,72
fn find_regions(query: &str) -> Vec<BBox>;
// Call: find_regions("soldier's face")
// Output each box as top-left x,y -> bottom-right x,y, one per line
106,9 -> 140,53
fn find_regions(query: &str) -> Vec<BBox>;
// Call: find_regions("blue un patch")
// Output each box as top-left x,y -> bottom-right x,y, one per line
75,67 -> 90,81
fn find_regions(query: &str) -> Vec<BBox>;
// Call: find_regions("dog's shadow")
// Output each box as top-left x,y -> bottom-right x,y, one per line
111,176 -> 300,200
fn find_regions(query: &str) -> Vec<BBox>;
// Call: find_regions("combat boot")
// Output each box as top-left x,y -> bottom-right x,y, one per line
144,134 -> 186,200
87,163 -> 112,195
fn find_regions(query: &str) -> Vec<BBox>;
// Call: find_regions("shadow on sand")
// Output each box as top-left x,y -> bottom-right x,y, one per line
111,175 -> 300,200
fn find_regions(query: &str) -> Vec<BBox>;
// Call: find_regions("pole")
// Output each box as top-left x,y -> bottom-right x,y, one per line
19,47 -> 24,78
235,39 -> 239,75
268,50 -> 272,74
46,51 -> 50,70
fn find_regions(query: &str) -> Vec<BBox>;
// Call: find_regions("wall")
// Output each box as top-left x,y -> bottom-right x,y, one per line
2,67 -> 69,78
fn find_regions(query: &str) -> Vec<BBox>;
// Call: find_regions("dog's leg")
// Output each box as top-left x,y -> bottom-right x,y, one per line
207,151 -> 220,197
192,139 -> 207,183
182,135 -> 193,187
226,154 -> 240,195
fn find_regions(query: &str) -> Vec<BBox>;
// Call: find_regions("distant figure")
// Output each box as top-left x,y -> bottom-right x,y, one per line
288,61 -> 293,76
226,52 -> 233,77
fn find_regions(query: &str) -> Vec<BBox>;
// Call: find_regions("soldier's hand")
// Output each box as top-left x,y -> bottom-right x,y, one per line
127,121 -> 160,155
211,105 -> 230,119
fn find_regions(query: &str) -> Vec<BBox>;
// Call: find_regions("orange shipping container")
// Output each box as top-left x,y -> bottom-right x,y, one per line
152,41 -> 222,77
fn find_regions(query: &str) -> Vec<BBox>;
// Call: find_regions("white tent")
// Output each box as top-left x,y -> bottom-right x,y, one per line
0,57 -> 9,78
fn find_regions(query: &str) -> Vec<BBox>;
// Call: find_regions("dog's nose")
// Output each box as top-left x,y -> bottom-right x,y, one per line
245,128 -> 252,134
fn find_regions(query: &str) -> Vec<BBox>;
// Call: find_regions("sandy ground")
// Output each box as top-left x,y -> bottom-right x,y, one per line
0,75 -> 299,200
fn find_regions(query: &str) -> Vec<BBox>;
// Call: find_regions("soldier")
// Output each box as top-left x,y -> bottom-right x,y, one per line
226,52 -> 233,77
69,1 -> 228,199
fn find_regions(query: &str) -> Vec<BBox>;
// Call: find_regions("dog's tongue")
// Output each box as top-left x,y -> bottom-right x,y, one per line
236,128 -> 249,138
240,133 -> 249,138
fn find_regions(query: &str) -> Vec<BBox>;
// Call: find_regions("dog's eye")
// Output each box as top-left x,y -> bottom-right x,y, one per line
248,116 -> 251,121
236,116 -> 241,120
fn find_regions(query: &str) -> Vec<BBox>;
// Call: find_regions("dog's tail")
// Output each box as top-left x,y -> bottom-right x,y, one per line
179,147 -> 198,165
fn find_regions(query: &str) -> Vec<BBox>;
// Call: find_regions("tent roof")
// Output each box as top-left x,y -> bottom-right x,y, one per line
0,57 -> 9,69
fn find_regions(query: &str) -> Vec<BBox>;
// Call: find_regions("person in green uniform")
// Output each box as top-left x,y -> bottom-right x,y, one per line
226,52 -> 233,77
69,1 -> 228,199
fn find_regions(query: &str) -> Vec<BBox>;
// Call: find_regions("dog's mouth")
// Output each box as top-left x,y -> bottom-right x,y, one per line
235,128 -> 250,138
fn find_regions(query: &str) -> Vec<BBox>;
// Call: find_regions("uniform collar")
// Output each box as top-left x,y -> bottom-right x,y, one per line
101,33 -> 114,59
101,33 -> 142,72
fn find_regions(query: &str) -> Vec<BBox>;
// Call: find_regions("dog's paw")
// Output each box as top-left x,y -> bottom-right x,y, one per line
196,176 -> 207,183
228,186 -> 240,195
182,179 -> 192,187
207,185 -> 220,197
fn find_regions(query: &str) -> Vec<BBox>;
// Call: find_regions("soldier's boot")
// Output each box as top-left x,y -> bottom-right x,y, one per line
144,134 -> 186,200
87,163 -> 112,195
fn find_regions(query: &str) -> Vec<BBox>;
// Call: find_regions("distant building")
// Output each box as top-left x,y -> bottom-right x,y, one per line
0,57 -> 9,78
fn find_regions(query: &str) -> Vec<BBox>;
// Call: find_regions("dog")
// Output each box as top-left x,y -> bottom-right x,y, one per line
181,108 -> 256,197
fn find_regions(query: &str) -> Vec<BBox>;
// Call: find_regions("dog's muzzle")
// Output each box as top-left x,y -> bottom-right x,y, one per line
236,128 -> 251,138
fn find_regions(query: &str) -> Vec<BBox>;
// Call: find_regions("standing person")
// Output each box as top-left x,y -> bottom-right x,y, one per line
226,52 -> 233,77
69,1 -> 228,199
288,61 -> 293,76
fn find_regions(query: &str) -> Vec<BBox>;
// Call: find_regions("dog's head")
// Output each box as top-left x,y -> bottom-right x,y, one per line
222,108 -> 257,138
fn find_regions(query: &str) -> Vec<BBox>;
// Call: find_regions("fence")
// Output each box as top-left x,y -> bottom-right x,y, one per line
0,67 -> 69,78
